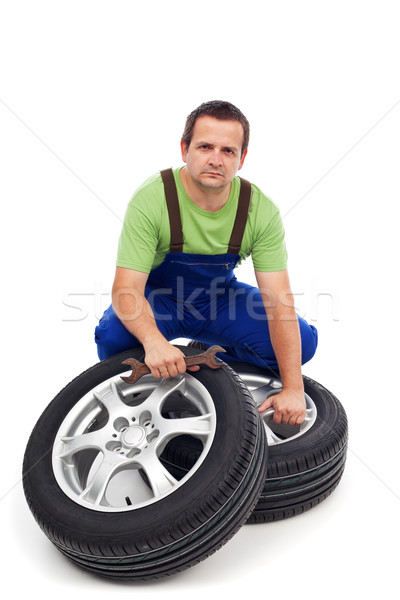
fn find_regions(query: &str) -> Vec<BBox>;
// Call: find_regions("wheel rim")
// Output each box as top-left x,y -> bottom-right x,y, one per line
52,373 -> 217,512
236,371 -> 317,446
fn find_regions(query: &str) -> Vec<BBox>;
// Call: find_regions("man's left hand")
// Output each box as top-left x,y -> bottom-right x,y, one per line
258,388 -> 306,425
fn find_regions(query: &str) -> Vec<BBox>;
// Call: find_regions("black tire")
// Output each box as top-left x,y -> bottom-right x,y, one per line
22,346 -> 267,580
168,344 -> 348,523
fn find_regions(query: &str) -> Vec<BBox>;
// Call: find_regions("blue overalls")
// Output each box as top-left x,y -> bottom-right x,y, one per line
95,169 -> 318,369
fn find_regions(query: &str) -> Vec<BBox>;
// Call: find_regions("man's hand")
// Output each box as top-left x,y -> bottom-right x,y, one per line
258,388 -> 306,425
144,338 -> 200,379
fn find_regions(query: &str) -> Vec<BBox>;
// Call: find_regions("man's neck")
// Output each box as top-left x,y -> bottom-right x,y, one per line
180,167 -> 231,212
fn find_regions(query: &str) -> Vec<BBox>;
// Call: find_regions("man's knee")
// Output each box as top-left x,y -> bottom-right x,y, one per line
94,304 -> 139,360
300,321 -> 318,364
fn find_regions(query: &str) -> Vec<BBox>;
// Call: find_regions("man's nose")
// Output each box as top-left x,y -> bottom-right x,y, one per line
209,150 -> 222,166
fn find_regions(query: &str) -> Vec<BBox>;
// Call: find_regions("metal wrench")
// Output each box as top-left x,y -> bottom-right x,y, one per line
120,345 -> 226,384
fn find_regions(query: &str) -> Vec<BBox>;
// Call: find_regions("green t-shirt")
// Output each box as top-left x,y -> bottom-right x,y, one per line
117,168 -> 288,273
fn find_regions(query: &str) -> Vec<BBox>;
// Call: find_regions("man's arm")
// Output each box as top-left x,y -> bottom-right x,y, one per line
112,266 -> 199,378
255,269 -> 306,425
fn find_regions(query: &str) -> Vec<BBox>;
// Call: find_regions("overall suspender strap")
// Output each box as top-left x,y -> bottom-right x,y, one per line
227,177 -> 252,254
160,168 -> 252,254
160,168 -> 184,253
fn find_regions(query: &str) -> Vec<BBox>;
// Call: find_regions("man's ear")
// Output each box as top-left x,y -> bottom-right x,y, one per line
180,140 -> 188,162
238,149 -> 248,170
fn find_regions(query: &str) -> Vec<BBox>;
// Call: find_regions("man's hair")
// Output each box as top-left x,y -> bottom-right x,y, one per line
181,100 -> 250,156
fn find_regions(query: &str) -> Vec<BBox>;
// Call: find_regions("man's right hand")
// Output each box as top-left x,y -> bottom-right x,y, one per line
144,337 -> 200,379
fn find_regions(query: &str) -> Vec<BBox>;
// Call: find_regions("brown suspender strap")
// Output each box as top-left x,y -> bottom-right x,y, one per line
160,168 -> 184,253
227,177 -> 252,254
160,169 -> 252,255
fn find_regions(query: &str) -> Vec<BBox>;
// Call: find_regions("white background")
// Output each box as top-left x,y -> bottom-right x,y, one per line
1,0 -> 399,597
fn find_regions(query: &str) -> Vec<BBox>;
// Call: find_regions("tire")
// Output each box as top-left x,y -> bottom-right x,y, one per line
168,343 -> 348,523
22,345 -> 268,580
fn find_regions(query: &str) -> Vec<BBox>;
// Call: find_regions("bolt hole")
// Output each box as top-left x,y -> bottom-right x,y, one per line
113,417 -> 129,432
147,429 -> 159,444
139,410 -> 152,427
106,441 -> 123,453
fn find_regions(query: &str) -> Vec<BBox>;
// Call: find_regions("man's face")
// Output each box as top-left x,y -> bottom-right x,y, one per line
181,116 -> 247,191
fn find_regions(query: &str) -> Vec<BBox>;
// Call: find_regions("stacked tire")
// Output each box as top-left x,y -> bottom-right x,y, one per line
243,367 -> 348,523
180,342 -> 348,522
164,360 -> 348,523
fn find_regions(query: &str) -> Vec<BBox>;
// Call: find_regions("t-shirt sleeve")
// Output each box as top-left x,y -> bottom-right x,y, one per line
250,207 -> 288,272
116,195 -> 160,273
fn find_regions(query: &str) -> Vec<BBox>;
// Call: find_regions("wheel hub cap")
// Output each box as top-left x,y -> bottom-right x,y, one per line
121,426 -> 146,448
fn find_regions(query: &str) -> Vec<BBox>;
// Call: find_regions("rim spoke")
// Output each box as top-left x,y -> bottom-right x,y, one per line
138,452 -> 178,498
262,423 -> 284,445
79,453 -> 124,506
159,413 -> 213,442
143,376 -> 187,415
260,408 -> 284,445
94,381 -> 128,419
56,431 -> 105,461
303,408 -> 314,423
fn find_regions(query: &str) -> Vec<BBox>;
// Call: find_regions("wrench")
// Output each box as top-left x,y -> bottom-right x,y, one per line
120,345 -> 226,384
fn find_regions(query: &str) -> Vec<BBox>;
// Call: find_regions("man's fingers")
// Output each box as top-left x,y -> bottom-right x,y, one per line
156,362 -> 179,378
288,413 -> 305,426
153,362 -> 172,378
273,407 -> 282,424
258,392 -> 306,426
149,352 -> 194,379
258,398 -> 274,413
159,363 -> 200,377
176,355 -> 188,374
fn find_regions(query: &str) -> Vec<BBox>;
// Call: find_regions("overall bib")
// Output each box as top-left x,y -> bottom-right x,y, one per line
95,169 -> 318,368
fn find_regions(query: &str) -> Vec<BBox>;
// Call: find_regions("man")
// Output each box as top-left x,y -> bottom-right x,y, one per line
95,100 -> 318,425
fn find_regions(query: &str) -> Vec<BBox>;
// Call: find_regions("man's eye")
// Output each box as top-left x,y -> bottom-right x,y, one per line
200,145 -> 209,150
